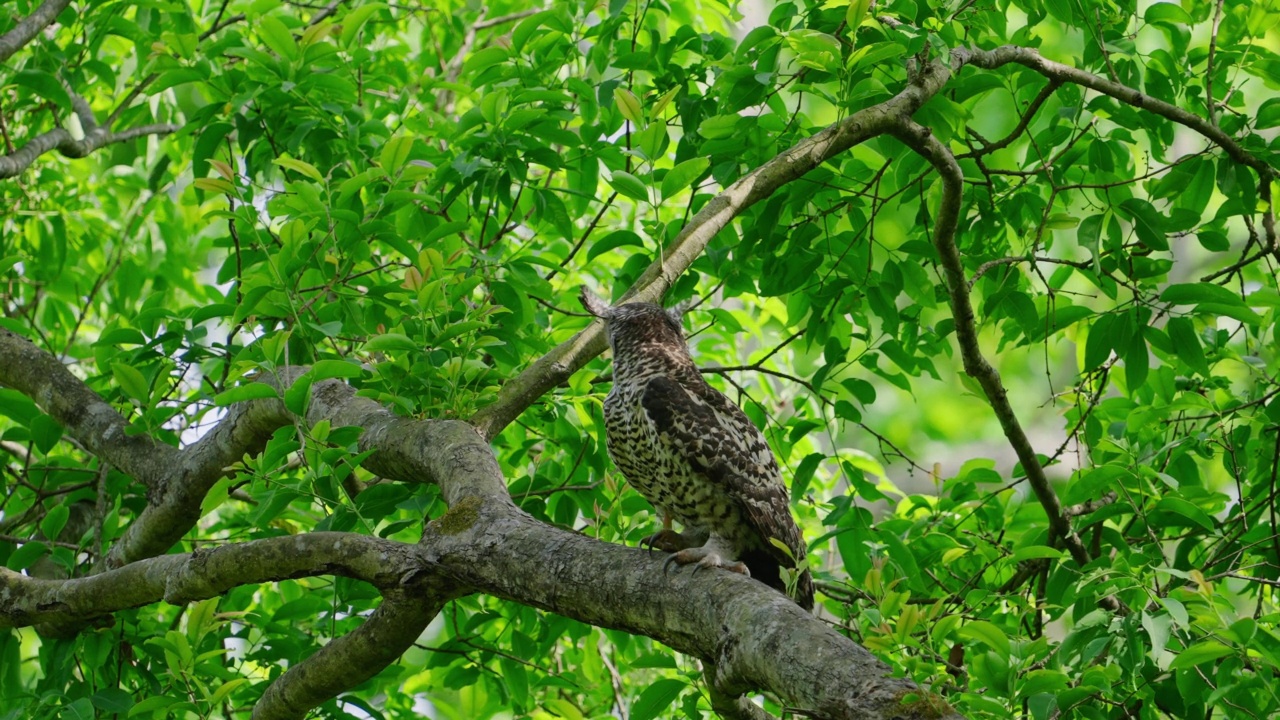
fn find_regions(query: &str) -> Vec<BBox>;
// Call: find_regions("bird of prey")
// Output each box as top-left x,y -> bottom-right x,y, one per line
581,289 -> 815,610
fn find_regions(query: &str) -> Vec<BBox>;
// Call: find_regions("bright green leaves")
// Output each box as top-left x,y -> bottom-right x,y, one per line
1161,283 -> 1264,325
256,16 -> 298,62
612,88 -> 643,126
785,29 -> 842,74
607,170 -> 649,202
629,678 -> 686,720
11,69 -> 72,111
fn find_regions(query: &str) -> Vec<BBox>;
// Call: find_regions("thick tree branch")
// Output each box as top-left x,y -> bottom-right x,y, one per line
469,61 -> 959,440
104,381 -> 299,566
0,0 -> 72,64
422,492 -> 959,720
1,368 -> 961,718
0,533 -> 416,629
0,328 -> 178,488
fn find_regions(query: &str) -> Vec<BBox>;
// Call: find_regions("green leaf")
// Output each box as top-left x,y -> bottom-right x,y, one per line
94,327 -> 147,346
128,695 -> 179,716
206,678 -> 247,707
213,383 -> 279,406
1142,612 -> 1172,657
11,70 -> 72,110
1258,98 -> 1280,129
435,320 -> 488,344
608,171 -> 649,202
630,679 -> 686,720
41,504 -> 70,542
311,360 -> 364,381
274,156 -> 324,182
1043,0 -> 1074,22
846,0 -> 871,30
1169,640 -> 1233,670
380,136 -> 414,175
257,15 -> 298,60
340,3 -> 385,46
613,87 -> 643,125
6,541 -> 48,571
1165,317 -> 1209,376
586,230 -> 645,261
1161,282 -> 1248,307
112,362 -> 150,403
697,114 -> 740,140
661,158 -> 710,199
1144,3 -> 1193,25
791,453 -> 823,502
1083,314 -> 1115,369
1009,546 -> 1065,562
959,620 -> 1011,658
150,68 -> 206,93
1119,198 -> 1168,251
61,698 -> 95,720
785,29 -> 841,73
1155,496 -> 1215,531
365,333 -> 420,353
91,689 -> 134,714
30,414 -> 63,454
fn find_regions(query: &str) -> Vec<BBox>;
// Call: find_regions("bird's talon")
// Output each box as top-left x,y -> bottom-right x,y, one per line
662,554 -> 680,575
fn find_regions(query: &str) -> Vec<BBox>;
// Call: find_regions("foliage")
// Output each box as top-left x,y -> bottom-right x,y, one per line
1,0 -> 1279,718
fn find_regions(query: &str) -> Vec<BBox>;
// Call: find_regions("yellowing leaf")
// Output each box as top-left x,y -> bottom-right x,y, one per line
613,87 -> 643,125
274,156 -> 324,182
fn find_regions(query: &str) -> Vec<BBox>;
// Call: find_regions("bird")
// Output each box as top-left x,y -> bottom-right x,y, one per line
580,288 -> 815,610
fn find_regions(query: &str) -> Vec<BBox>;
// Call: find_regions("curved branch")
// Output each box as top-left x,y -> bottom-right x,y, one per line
469,60 -> 959,440
252,588 -> 458,720
2,372 -> 958,719
888,117 -> 1123,614
422,492 -> 961,720
0,328 -> 178,488
0,533 -> 416,629
0,0 -> 72,64
957,45 -> 1276,251
0,120 -> 180,180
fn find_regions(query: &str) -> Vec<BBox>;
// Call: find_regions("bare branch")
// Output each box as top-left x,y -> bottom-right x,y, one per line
957,45 -> 1275,251
0,533 -> 416,629
0,328 -> 178,488
886,117 -> 1120,613
0,0 -> 73,64
0,118 -> 179,180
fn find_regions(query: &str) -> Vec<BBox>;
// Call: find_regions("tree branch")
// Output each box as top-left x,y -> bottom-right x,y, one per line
957,45 -> 1275,249
469,60 -> 959,440
887,117 -> 1117,612
0,0 -> 72,64
888,110 -> 1128,616
0,328 -> 179,488
0,111 -> 179,179
252,588 -> 458,720
0,533 -> 416,629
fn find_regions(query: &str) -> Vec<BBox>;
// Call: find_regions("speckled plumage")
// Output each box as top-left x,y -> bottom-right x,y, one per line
581,290 -> 815,610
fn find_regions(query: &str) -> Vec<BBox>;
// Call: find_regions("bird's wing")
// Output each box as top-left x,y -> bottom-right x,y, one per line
640,375 -> 807,572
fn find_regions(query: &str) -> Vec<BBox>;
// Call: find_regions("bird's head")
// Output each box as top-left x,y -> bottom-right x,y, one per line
579,288 -> 690,355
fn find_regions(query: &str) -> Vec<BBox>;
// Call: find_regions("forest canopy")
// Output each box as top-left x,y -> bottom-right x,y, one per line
1,0 -> 1279,719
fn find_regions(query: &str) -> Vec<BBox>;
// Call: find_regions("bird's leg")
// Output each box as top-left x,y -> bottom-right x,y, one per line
640,512 -> 698,553
662,537 -> 749,577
